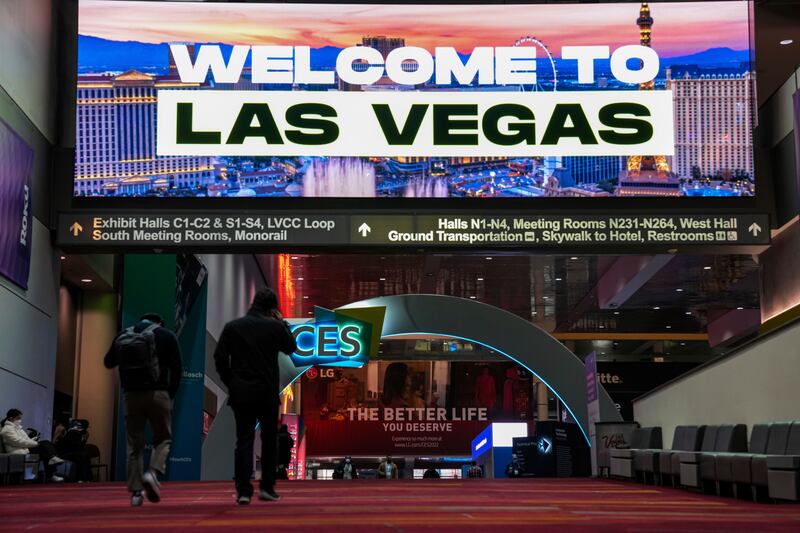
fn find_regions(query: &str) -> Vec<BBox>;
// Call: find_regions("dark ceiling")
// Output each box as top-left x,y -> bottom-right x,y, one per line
754,0 -> 800,106
257,251 -> 760,362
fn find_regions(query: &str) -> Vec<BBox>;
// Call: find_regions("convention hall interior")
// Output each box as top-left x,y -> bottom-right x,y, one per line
2,0 -> 800,531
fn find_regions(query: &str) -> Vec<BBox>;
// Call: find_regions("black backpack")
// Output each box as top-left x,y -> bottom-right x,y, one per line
115,323 -> 160,387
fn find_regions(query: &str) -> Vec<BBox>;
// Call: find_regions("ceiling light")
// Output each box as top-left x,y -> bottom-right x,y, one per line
303,296 -> 309,299
680,342 -> 686,346
555,277 -> 562,281
297,277 -> 304,281
469,296 -> 476,299
599,325 -> 605,329
477,277 -> 484,281
613,311 -> 620,315
685,311 -> 692,315
653,306 -> 660,310
80,278 -> 92,283
600,352 -> 605,355
543,296 -> 549,300
291,256 -> 299,260
675,288 -> 684,292
60,256 -> 66,260
780,39 -> 794,45
485,257 -> 493,260
307,311 -> 313,315
703,266 -> 712,270
666,325 -> 672,329
737,306 -> 744,310
379,277 -> 386,281
570,256 -> 579,260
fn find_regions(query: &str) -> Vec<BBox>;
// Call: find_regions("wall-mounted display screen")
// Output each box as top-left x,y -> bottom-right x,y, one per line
75,1 -> 755,200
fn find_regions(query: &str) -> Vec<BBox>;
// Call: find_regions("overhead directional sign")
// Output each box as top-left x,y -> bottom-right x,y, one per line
57,212 -> 770,249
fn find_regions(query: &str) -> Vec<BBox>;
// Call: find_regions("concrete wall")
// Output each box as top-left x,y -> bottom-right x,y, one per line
0,0 -> 56,142
758,66 -> 799,226
55,286 -> 78,400
0,0 -> 59,436
633,319 -> 800,445
73,292 -> 118,468
0,221 -> 60,433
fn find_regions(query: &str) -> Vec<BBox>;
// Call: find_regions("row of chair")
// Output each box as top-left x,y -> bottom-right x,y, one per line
0,438 -> 39,485
607,423 -> 800,502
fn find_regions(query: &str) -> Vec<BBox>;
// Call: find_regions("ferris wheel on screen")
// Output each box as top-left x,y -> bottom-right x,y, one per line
512,36 -> 558,92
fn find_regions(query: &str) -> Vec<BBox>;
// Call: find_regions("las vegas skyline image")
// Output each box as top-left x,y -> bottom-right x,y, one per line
73,1 -> 755,199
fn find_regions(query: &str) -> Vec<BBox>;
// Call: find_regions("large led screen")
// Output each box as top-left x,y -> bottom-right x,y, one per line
75,1 -> 755,199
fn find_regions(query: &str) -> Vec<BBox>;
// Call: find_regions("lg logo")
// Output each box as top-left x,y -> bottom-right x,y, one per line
305,367 -> 337,380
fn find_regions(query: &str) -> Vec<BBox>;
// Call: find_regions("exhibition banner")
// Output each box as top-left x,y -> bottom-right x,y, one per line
0,118 -> 34,289
302,360 -> 536,456
306,418 -> 488,456
585,351 -> 601,475
115,254 -> 207,481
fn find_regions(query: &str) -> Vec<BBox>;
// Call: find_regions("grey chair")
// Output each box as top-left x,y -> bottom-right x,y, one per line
659,425 -> 705,487
679,424 -> 747,489
643,426 -> 703,486
609,427 -> 662,479
0,437 -> 26,484
634,425 -> 688,485
767,422 -> 800,501
702,424 -> 770,497
86,443 -> 109,482
732,422 -> 790,501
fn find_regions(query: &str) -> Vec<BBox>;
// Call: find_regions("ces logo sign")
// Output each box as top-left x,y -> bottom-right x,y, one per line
289,306 -> 385,368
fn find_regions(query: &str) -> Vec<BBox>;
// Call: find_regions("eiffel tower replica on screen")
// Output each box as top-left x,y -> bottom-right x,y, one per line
618,2 -> 677,196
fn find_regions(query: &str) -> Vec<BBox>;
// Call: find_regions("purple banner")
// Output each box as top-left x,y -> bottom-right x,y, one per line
0,118 -> 34,290
585,351 -> 598,404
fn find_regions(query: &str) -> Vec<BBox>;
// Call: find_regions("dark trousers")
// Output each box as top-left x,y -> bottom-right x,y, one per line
232,403 -> 278,497
124,390 -> 172,492
31,441 -> 57,478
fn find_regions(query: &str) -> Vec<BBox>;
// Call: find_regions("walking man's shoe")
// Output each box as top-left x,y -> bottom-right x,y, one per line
131,491 -> 144,507
142,471 -> 161,503
259,488 -> 281,501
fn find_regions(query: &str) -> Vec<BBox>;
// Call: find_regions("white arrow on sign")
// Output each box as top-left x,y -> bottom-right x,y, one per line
748,223 -> 761,237
358,223 -> 372,238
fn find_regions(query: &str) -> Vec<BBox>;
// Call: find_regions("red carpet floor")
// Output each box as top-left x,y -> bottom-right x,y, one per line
2,479 -> 799,532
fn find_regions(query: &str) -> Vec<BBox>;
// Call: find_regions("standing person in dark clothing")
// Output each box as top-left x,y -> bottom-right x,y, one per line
214,288 -> 297,505
104,313 -> 182,507
276,424 -> 294,479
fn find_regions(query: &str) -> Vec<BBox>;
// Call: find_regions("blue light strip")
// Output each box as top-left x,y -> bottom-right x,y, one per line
381,332 -> 591,446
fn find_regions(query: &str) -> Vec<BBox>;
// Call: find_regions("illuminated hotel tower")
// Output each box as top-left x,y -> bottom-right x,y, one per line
626,2 -> 669,175
74,71 -> 214,196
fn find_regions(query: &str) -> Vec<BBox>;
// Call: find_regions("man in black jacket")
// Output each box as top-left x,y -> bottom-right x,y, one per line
104,313 -> 182,507
214,288 -> 297,505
